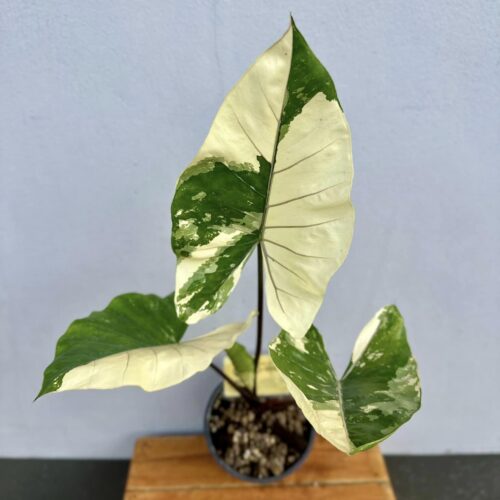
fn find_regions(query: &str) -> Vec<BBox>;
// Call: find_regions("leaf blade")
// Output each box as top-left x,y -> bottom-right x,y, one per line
38,292 -> 256,398
172,21 -> 354,338
269,306 -> 421,454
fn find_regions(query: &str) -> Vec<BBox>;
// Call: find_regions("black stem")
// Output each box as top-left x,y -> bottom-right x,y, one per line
253,243 -> 265,396
209,363 -> 258,405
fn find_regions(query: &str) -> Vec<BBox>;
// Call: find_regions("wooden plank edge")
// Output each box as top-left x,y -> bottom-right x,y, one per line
126,477 -> 391,493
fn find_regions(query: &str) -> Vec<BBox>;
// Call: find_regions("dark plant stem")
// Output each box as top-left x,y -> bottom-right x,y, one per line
253,243 -> 265,396
209,363 -> 259,405
209,244 -> 264,405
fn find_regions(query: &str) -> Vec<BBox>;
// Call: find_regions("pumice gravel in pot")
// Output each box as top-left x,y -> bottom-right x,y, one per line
204,385 -> 315,482
38,16 -> 421,483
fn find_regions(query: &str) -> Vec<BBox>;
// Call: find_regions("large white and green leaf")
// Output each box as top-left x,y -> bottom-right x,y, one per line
172,19 -> 354,336
269,305 -> 421,455
37,293 -> 255,398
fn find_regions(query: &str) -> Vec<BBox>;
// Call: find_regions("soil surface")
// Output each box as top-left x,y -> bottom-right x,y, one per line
208,395 -> 312,479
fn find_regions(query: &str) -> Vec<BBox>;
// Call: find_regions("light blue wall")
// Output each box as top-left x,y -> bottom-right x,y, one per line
1,0 -> 499,458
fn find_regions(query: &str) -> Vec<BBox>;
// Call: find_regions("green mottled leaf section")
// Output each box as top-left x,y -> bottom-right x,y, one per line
172,158 -> 270,321
173,158 -> 270,253
38,293 -> 187,398
269,306 -> 421,454
226,342 -> 255,389
342,308 -> 420,449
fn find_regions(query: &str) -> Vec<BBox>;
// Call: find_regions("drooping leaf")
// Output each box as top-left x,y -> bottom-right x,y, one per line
172,19 -> 354,337
269,306 -> 421,455
225,342 -> 255,389
37,293 -> 256,398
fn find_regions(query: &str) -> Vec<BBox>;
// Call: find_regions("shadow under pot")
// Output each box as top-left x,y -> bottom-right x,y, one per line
204,383 -> 315,483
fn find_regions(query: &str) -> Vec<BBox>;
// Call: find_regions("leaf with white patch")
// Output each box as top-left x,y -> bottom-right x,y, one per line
269,305 -> 421,455
172,19 -> 354,337
37,293 -> 256,398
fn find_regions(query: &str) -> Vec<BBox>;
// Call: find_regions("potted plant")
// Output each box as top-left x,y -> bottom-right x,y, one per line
38,18 -> 421,482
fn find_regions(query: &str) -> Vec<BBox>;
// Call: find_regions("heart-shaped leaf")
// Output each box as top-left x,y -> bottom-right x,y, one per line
269,305 -> 421,454
172,19 -> 354,337
37,293 -> 255,398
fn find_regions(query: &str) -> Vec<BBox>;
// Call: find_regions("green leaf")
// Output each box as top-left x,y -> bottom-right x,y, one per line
38,293 -> 256,398
172,19 -> 354,337
269,305 -> 421,455
225,342 -> 255,389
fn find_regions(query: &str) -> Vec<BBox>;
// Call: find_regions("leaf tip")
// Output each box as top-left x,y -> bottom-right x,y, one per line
385,304 -> 402,315
34,386 -> 48,402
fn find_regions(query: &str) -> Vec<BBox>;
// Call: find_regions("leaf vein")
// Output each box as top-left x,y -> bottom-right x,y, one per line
261,244 -> 286,314
229,105 -> 268,161
263,239 -> 333,260
274,138 -> 343,174
266,252 -> 307,283
265,217 -> 341,229
268,183 -> 343,208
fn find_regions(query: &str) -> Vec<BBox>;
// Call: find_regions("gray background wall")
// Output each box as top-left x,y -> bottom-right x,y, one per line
1,0 -> 499,458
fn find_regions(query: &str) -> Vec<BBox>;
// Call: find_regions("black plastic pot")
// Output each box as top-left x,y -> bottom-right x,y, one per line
203,383 -> 315,484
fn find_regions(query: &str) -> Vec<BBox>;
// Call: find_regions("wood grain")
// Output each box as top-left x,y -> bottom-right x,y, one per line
124,435 -> 395,499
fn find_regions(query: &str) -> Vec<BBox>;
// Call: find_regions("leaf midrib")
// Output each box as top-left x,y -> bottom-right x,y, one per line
258,32 -> 293,238
256,30 -> 294,314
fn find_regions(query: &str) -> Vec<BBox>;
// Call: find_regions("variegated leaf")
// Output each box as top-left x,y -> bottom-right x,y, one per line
269,306 -> 421,455
37,293 -> 255,398
172,19 -> 354,337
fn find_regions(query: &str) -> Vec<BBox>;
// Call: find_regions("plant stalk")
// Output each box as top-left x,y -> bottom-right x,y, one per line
209,244 -> 264,404
209,363 -> 258,405
252,243 -> 265,396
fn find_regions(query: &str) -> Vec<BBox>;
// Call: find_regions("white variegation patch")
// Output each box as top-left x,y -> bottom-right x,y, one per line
57,311 -> 256,393
262,93 -> 354,338
278,371 -> 354,454
189,28 -> 293,172
290,335 -> 307,353
362,359 -> 421,416
351,307 -> 384,364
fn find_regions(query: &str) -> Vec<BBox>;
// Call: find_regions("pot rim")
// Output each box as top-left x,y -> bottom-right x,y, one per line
203,383 -> 316,484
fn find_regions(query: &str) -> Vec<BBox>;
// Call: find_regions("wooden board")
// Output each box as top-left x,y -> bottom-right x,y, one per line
124,435 -> 396,499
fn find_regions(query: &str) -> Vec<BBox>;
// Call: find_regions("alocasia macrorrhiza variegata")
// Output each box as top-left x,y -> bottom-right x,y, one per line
39,18 -> 420,455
